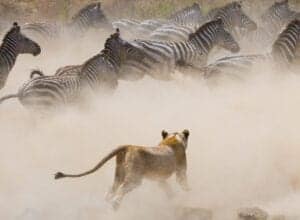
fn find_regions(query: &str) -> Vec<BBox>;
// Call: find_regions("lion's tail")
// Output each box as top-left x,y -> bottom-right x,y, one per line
54,145 -> 128,180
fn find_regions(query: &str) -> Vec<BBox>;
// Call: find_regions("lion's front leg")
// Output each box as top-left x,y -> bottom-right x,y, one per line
176,169 -> 190,192
176,152 -> 190,192
158,181 -> 174,199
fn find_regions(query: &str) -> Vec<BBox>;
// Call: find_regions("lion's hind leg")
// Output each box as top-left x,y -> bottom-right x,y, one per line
111,177 -> 142,210
105,151 -> 126,202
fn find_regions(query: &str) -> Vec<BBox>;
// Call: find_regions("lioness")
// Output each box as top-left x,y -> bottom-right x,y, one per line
55,129 -> 190,210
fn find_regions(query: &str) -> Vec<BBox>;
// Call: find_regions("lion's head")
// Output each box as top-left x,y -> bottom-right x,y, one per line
160,129 -> 190,149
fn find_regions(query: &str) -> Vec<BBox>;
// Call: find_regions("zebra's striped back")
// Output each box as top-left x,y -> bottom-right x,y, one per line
197,54 -> 266,78
169,3 -> 204,26
150,24 -> 196,42
272,19 -> 300,64
55,65 -> 82,77
18,74 -> 82,109
0,22 -> 41,90
136,19 -> 170,36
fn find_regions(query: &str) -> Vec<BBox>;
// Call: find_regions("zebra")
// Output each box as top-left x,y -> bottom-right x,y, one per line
207,1 -> 257,38
150,1 -> 257,42
194,19 -> 300,78
23,2 -> 110,42
67,2 -> 111,35
78,29 -> 145,91
126,19 -> 240,81
0,30 -> 145,109
169,3 -> 204,27
261,0 -> 298,33
113,3 -> 204,40
0,22 -> 41,90
244,0 -> 299,52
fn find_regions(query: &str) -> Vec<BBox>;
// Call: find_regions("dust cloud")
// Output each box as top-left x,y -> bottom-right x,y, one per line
0,29 -> 300,220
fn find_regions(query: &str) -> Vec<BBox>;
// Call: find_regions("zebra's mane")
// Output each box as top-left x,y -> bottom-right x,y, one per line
3,22 -> 20,42
188,19 -> 222,40
101,29 -> 121,57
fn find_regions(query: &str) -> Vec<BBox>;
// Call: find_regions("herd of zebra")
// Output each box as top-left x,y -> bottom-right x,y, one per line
0,0 -> 300,110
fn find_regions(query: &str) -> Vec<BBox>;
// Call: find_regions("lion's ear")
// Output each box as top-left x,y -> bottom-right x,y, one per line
183,129 -> 190,139
161,130 -> 168,139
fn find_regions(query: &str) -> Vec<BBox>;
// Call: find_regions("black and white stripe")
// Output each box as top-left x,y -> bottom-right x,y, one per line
18,73 -> 82,109
272,19 -> 300,64
0,22 -> 41,90
127,19 -> 240,80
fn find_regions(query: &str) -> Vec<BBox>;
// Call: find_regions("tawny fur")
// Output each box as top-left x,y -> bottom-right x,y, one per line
55,129 -> 190,210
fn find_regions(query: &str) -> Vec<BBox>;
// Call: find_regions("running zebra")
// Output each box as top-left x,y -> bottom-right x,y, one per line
150,1 -> 257,42
67,2 -> 111,35
244,0 -> 299,52
261,0 -> 298,33
127,19 -> 240,80
0,30 -> 145,109
23,2 -> 110,42
194,19 -> 300,78
0,22 -> 41,90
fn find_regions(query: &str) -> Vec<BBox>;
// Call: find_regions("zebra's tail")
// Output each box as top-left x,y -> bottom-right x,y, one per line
0,94 -> 19,104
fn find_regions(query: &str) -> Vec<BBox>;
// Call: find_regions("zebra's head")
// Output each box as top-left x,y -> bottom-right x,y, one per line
4,22 -> 41,56
102,29 -> 143,66
274,0 -> 289,10
223,1 -> 257,32
71,2 -> 108,29
262,0 -> 293,24
214,19 -> 240,53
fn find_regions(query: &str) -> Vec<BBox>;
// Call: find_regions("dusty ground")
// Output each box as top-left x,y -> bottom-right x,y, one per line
0,1 -> 300,220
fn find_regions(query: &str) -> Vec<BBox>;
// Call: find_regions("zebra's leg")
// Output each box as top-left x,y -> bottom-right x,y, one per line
105,151 -> 126,202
